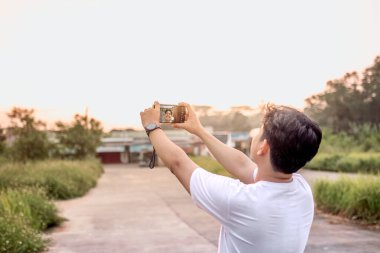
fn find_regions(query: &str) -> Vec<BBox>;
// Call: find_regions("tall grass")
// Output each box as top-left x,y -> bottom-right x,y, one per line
0,159 -> 103,253
305,152 -> 380,173
0,188 -> 62,231
0,215 -> 45,253
0,159 -> 103,199
313,175 -> 380,224
0,188 -> 63,253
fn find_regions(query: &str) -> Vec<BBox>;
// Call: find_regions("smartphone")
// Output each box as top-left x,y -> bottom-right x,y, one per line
159,104 -> 187,123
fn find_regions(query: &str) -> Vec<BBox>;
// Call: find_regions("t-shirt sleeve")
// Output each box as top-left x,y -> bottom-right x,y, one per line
190,167 -> 240,225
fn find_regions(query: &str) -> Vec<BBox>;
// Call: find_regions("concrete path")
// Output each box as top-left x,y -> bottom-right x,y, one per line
46,165 -> 380,253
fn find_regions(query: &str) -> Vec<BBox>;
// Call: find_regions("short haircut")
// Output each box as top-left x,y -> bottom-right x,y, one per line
165,109 -> 172,114
261,104 -> 322,174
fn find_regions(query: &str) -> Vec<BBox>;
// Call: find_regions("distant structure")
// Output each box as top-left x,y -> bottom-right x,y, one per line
96,129 -> 204,165
96,128 -> 252,165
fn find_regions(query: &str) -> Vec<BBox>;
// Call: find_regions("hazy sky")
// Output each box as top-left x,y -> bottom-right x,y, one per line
1,0 -> 380,130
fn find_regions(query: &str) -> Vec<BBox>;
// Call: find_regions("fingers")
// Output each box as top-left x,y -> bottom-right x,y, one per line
172,122 -> 186,129
153,101 -> 160,110
178,102 -> 194,116
178,102 -> 190,110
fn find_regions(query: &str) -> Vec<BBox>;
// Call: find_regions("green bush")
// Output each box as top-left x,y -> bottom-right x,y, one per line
0,156 -> 7,166
0,159 -> 103,253
0,215 -> 45,253
314,176 -> 380,224
0,188 -> 62,231
190,156 -> 232,177
318,125 -> 380,153
0,159 -> 103,199
305,153 -> 343,172
0,188 -> 57,253
305,152 -> 380,173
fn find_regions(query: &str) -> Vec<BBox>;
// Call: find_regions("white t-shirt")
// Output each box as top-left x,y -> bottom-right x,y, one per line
190,167 -> 314,253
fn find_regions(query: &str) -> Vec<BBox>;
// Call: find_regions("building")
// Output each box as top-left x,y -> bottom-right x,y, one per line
96,129 -> 204,164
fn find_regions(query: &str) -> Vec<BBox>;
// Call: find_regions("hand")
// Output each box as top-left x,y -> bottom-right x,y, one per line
173,102 -> 203,135
140,101 -> 161,128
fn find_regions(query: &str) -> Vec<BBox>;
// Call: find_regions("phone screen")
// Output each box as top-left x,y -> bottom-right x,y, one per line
160,104 -> 186,123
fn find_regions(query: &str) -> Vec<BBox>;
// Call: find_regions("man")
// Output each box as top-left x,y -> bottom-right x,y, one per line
140,101 -> 322,253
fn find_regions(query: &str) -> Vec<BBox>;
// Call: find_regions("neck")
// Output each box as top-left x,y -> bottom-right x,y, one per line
255,164 -> 293,183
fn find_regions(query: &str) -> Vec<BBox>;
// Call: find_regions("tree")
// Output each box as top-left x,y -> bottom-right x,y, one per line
0,126 -> 6,154
7,108 -> 51,161
305,56 -> 380,132
362,56 -> 380,123
56,114 -> 103,159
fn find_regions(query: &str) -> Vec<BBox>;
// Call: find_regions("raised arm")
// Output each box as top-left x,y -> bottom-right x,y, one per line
140,102 -> 198,193
174,103 -> 257,184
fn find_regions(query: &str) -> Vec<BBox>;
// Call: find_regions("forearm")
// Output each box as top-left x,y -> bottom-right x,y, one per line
149,129 -> 197,192
149,129 -> 185,169
197,127 -> 255,183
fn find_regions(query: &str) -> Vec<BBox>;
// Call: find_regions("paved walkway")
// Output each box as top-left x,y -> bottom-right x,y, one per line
46,165 -> 380,253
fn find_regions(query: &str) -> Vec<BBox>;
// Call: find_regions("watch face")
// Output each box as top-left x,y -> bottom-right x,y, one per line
146,123 -> 158,130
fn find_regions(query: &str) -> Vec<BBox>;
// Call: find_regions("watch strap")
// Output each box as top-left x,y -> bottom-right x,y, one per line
149,148 -> 156,169
146,126 -> 161,136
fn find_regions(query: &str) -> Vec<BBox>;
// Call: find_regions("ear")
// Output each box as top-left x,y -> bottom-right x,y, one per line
257,139 -> 269,156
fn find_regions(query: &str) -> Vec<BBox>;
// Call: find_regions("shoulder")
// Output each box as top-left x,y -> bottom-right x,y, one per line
292,173 -> 314,206
190,167 -> 242,190
292,173 -> 312,191
189,168 -> 244,224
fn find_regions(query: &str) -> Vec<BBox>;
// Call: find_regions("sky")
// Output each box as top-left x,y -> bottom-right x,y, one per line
1,0 -> 380,130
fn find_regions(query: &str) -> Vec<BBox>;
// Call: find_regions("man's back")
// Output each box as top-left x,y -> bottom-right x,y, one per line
190,168 -> 314,253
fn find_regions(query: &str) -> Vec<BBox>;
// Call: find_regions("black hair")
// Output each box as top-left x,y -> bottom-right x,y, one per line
165,109 -> 172,114
261,104 -> 322,174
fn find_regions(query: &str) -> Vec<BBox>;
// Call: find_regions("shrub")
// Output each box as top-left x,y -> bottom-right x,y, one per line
305,152 -> 380,173
0,159 -> 103,199
0,188 -> 62,231
314,176 -> 380,224
0,215 -> 45,253
305,153 -> 343,172
0,159 -> 103,253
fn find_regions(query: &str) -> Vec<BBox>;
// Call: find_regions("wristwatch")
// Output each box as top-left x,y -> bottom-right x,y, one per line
144,122 -> 161,136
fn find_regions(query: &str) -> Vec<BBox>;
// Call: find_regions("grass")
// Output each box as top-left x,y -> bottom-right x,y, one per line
0,188 -> 62,231
0,159 -> 103,199
191,155 -> 380,225
0,188 -> 63,253
0,158 -> 103,253
313,175 -> 380,224
0,215 -> 45,253
190,155 -> 233,177
305,152 -> 380,174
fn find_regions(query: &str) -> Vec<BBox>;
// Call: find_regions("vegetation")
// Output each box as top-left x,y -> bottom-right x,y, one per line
1,107 -> 103,161
0,127 -> 5,155
0,106 -> 104,252
0,159 -> 103,253
0,215 -> 45,253
0,159 -> 103,200
190,155 -> 232,177
305,56 -> 380,132
303,56 -> 380,173
6,108 -> 51,162
314,176 -> 380,224
305,126 -> 380,173
306,152 -> 380,174
55,114 -> 103,159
